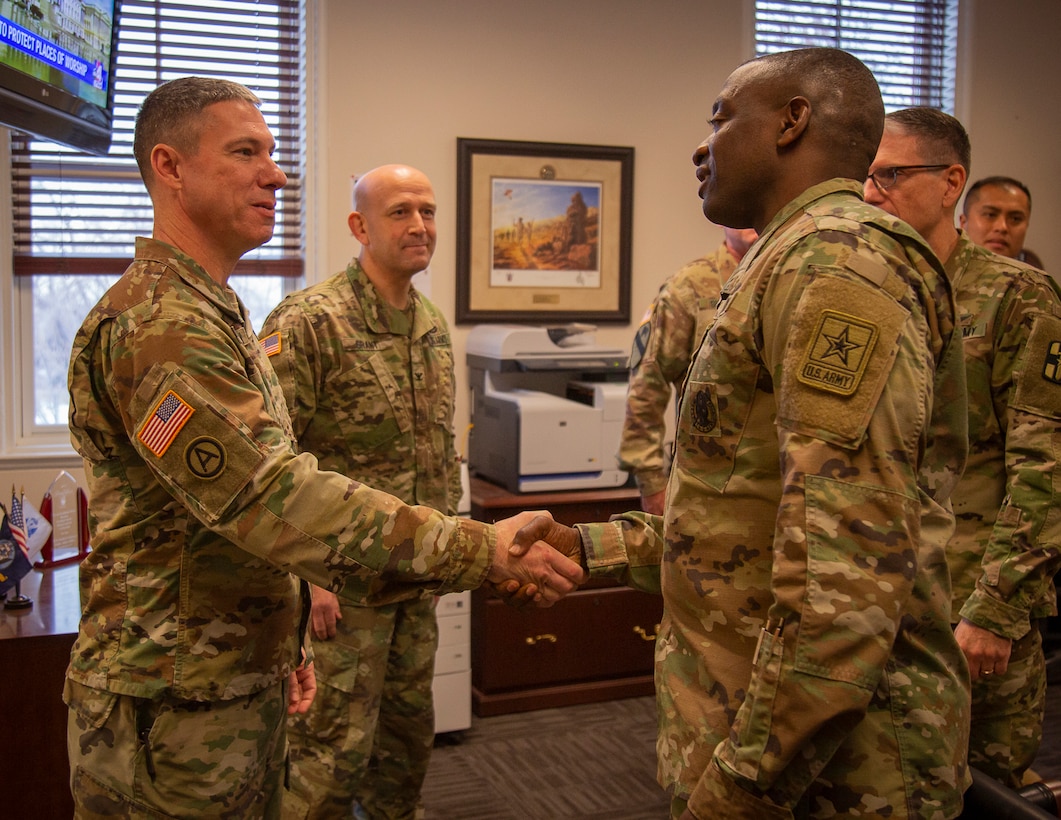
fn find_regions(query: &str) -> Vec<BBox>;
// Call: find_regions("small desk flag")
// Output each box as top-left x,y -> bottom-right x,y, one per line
0,506 -> 32,596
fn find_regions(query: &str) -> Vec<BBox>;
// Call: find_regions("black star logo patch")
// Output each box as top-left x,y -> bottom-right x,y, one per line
821,325 -> 864,367
798,310 -> 879,396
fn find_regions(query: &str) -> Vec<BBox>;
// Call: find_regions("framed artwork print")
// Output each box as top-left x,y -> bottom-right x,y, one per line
455,137 -> 634,324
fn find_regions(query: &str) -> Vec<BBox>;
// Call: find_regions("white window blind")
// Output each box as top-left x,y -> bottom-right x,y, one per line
11,0 -> 304,277
755,0 -> 957,112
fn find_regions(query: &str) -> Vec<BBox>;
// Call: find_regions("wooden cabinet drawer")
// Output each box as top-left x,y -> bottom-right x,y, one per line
472,585 -> 662,692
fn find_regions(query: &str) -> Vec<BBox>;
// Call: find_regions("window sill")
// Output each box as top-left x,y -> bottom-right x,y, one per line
0,440 -> 80,472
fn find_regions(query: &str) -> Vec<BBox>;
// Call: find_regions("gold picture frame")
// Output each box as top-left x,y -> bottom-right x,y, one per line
455,137 -> 633,324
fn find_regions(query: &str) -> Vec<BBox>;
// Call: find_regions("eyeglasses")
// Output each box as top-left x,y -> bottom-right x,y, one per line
867,164 -> 951,191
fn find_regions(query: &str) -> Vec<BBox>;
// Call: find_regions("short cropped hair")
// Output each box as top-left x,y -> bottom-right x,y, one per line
962,175 -> 1032,216
886,107 -> 971,172
753,47 -> 885,179
133,77 -> 261,184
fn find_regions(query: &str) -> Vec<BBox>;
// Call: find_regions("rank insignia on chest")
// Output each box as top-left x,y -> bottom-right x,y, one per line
1043,340 -> 1061,385
138,389 -> 195,458
798,309 -> 879,396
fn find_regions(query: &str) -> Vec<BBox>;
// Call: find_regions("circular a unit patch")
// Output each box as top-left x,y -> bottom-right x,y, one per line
185,436 -> 227,480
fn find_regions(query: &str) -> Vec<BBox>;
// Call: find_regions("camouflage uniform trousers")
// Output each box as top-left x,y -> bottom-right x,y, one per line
285,595 -> 438,820
65,678 -> 307,819
968,623 -> 1047,788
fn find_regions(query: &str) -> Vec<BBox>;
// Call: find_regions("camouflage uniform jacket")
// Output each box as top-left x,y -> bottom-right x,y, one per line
67,238 -> 494,703
260,259 -> 461,514
576,180 -> 971,818
946,232 -> 1061,638
618,243 -> 737,496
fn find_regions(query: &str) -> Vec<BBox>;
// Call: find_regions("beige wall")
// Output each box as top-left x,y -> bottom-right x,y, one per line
309,0 -> 752,448
955,0 -> 1061,271
4,0 -> 1060,498
311,0 -> 1061,451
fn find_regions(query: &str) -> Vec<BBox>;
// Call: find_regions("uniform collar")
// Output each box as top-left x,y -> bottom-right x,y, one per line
759,178 -> 864,243
345,258 -> 440,340
135,236 -> 247,323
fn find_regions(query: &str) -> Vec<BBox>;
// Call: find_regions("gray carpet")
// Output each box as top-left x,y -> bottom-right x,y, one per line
423,696 -> 669,819
424,684 -> 1061,818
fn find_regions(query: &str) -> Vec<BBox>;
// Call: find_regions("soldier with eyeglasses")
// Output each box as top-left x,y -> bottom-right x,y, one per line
865,106 -> 1061,789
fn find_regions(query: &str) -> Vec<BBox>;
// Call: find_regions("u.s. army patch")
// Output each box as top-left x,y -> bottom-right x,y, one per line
797,310 -> 879,397
138,390 -> 195,458
260,331 -> 282,358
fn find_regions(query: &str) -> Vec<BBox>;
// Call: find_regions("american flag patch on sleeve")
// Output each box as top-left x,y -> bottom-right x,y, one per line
260,331 -> 282,357
138,390 -> 195,458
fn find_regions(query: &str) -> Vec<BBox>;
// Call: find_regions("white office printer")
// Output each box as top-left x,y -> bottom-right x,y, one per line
466,323 -> 630,492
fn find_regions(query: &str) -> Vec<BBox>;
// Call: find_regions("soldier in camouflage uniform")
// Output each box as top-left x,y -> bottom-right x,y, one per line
618,227 -> 757,514
514,48 -> 972,819
864,107 -> 1061,788
64,77 -> 583,820
960,176 -> 1038,265
261,165 -> 457,819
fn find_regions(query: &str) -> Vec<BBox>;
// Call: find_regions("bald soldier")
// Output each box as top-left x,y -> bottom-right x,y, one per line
262,164 -> 457,818
65,78 -> 582,819
517,48 -> 970,819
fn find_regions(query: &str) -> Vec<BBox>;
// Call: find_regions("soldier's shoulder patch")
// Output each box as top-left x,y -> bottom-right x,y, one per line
796,309 -> 879,396
629,321 -> 652,371
778,269 -> 906,448
184,436 -> 227,480
130,367 -> 265,524
1013,312 -> 1061,420
138,389 -> 195,458
1044,341 -> 1061,385
260,331 -> 282,358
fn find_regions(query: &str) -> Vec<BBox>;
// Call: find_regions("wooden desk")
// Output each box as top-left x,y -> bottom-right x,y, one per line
469,476 -> 642,528
0,564 -> 80,818
469,477 -> 662,716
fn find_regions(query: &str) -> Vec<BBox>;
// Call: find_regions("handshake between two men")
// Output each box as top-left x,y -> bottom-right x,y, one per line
487,511 -> 585,607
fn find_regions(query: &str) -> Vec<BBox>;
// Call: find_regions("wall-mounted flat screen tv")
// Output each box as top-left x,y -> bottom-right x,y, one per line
0,0 -> 121,156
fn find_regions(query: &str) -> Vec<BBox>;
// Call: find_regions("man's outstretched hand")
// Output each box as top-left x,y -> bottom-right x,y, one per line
484,577 -> 541,609
509,514 -> 582,565
488,511 -> 585,606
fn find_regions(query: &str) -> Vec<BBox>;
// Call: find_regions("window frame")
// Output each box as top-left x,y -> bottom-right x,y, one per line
0,0 -> 317,466
753,0 -> 959,113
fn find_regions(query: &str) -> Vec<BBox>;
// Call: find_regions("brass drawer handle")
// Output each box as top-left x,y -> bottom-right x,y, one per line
634,624 -> 660,642
525,633 -> 558,645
